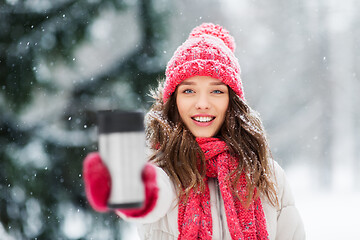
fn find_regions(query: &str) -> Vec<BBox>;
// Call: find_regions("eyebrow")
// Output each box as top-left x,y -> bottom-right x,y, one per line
179,81 -> 196,86
210,82 -> 226,86
179,81 -> 226,86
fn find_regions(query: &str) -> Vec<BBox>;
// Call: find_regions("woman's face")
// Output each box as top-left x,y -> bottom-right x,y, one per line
176,76 -> 229,138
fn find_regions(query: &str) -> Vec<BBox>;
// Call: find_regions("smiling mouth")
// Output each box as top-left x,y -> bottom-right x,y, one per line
191,116 -> 215,123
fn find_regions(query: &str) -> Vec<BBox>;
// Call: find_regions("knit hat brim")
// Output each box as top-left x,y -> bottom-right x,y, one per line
164,59 -> 243,102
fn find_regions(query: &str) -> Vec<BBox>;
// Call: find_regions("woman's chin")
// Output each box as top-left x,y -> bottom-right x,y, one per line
190,130 -> 216,138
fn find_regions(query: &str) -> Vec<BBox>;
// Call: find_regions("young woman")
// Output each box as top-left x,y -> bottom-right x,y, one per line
83,23 -> 305,240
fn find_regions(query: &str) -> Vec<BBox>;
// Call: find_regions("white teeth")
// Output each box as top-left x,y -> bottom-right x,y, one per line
193,116 -> 214,122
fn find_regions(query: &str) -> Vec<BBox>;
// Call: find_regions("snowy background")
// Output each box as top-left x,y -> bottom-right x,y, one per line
1,0 -> 359,239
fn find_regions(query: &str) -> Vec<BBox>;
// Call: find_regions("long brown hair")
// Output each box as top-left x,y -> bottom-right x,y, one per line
145,80 -> 278,207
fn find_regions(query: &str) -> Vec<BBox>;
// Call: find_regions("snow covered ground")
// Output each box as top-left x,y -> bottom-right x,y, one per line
286,164 -> 360,239
295,191 -> 360,239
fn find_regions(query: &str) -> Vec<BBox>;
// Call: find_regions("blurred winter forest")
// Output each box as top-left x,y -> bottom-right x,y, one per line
1,0 -> 359,239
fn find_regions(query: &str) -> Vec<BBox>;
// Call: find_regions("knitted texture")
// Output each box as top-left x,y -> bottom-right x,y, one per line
163,23 -> 244,103
177,138 -> 269,240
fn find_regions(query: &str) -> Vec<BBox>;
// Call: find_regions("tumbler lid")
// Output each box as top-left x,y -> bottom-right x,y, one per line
97,110 -> 144,133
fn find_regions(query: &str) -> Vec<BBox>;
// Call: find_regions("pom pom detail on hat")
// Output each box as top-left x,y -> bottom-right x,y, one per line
163,23 -> 244,103
189,23 -> 236,53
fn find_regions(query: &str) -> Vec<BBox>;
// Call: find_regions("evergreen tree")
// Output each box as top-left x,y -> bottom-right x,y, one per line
0,0 -> 167,238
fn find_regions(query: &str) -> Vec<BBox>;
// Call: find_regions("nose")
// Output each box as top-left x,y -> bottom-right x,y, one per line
195,93 -> 211,110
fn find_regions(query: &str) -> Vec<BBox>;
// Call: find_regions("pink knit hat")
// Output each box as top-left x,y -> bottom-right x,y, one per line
163,23 -> 244,103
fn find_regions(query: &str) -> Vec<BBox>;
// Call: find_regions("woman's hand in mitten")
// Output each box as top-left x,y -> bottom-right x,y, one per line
116,163 -> 159,218
83,152 -> 111,212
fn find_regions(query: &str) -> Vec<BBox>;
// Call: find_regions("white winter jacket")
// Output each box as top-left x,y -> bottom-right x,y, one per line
118,161 -> 305,240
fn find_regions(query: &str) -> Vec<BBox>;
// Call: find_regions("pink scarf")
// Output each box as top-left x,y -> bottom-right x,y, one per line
177,137 -> 269,240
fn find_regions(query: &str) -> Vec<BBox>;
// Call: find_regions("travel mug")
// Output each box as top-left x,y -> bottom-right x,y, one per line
97,110 -> 146,209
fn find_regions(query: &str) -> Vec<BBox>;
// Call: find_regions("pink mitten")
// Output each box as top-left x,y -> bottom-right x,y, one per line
83,153 -> 159,217
83,152 -> 111,212
117,163 -> 159,217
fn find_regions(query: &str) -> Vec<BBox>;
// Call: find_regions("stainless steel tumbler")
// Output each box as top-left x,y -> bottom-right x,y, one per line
97,110 -> 146,209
